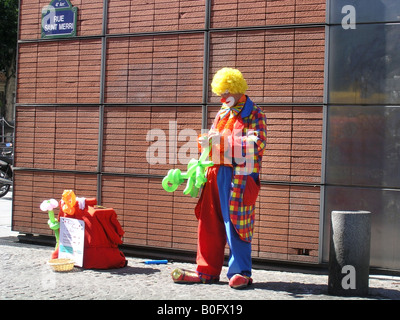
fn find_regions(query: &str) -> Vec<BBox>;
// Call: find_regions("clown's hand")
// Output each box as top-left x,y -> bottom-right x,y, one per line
76,197 -> 86,210
208,128 -> 221,141
246,130 -> 258,143
198,134 -> 209,148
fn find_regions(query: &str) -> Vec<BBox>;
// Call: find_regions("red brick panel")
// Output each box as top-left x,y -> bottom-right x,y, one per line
258,184 -> 320,263
287,185 -> 320,263
104,37 -> 133,103
14,106 -> 99,172
295,0 -> 326,24
12,171 -> 98,235
148,105 -> 203,175
208,28 -> 325,105
101,175 -> 149,246
105,34 -> 204,104
262,106 -> 323,183
16,43 -> 39,103
206,105 -> 322,261
77,0 -> 104,36
265,0 -> 295,25
12,172 -> 34,235
152,37 -> 177,103
209,30 -> 266,103
211,0 -> 267,29
100,174 -> 235,253
17,40 -> 102,104
19,0 -> 104,40
172,192 -> 198,252
143,106 -> 175,176
210,0 -> 325,29
14,0 -> 326,264
147,178 -> 173,248
208,106 -> 323,184
206,106 -> 219,128
14,107 -> 36,169
107,0 -> 205,34
102,106 -> 151,174
258,185 -> 290,261
176,35 -> 205,103
102,106 -> 202,175
101,175 -> 177,249
261,106 -> 293,182
291,107 -> 323,183
19,0 -> 48,40
264,30 -> 295,104
293,28 -> 325,103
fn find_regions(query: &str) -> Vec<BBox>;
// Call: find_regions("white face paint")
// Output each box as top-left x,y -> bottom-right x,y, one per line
224,96 -> 235,107
221,94 -> 236,107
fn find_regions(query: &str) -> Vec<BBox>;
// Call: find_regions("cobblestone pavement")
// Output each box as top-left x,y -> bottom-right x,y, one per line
1,191 -> 400,302
1,235 -> 400,301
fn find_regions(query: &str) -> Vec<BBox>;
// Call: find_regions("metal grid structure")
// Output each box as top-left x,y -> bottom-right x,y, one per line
14,0 -> 329,266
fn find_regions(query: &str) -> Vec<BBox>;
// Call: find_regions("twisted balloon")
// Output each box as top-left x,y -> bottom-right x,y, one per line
61,190 -> 76,215
162,147 -> 213,197
40,199 -> 60,248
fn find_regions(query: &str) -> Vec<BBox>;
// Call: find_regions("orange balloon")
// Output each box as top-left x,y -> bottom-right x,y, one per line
62,190 -> 76,215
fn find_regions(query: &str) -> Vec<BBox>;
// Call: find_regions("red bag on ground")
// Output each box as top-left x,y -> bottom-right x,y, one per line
51,198 -> 127,269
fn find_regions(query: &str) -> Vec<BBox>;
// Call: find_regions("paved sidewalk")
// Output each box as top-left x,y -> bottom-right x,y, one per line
1,191 -> 400,301
0,190 -> 17,239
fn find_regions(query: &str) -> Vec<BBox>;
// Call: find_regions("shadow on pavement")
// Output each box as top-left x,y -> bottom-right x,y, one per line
252,281 -> 400,300
94,265 -> 161,276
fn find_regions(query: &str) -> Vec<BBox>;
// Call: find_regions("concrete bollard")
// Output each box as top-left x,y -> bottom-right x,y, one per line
328,210 -> 371,297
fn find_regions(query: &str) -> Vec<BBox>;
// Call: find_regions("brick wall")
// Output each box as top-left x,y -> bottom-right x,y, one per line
14,0 -> 326,264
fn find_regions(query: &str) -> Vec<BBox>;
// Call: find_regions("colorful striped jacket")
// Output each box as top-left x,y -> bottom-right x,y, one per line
211,96 -> 267,242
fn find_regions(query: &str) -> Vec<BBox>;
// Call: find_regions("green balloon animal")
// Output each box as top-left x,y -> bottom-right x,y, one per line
162,146 -> 213,197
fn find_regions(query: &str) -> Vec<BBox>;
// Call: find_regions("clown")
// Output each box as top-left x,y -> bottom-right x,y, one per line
171,68 -> 267,289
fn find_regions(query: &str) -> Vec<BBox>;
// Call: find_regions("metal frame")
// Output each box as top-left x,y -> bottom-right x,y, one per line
15,0 -> 327,179
322,0 -> 400,270
14,0 -> 329,262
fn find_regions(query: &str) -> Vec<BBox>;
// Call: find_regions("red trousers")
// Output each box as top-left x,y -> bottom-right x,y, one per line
195,166 -> 252,279
195,166 -> 227,277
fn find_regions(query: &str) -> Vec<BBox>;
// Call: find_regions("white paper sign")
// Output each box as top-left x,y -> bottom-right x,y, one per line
59,217 -> 85,267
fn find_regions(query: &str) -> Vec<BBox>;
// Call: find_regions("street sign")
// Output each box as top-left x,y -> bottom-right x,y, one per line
41,0 -> 78,39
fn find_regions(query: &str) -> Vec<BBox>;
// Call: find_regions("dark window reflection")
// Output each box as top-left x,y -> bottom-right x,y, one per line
323,186 -> 400,270
330,0 -> 400,24
328,24 -> 400,105
326,0 -> 400,272
326,106 -> 400,188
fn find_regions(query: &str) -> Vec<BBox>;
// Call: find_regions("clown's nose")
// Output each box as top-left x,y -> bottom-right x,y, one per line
220,98 -> 226,103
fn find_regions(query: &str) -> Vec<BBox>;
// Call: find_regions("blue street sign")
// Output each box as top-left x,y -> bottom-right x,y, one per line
41,0 -> 78,38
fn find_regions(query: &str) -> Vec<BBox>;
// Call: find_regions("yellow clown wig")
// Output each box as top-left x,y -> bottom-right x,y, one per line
211,68 -> 248,96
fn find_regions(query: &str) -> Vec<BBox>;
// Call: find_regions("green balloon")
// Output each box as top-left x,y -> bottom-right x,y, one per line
47,209 -> 60,248
162,169 -> 183,192
162,147 -> 213,197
